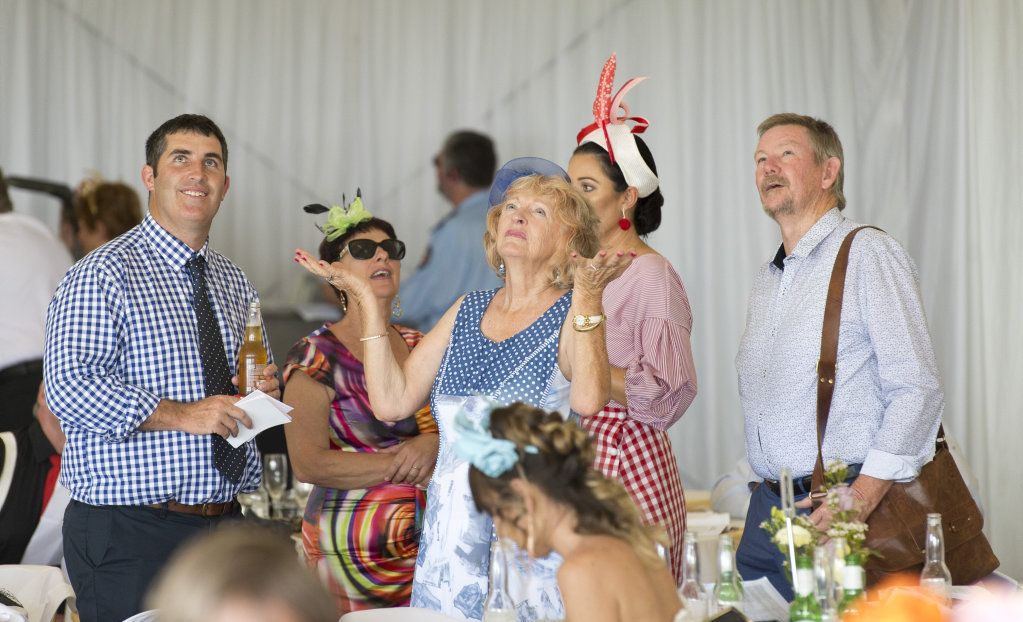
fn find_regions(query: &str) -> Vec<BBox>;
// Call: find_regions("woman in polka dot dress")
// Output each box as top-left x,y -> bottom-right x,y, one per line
295,160 -> 632,622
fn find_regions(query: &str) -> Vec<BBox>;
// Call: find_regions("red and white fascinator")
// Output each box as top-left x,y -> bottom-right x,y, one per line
576,53 -> 659,199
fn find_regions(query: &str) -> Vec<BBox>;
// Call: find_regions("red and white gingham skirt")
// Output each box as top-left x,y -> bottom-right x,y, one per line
582,406 -> 687,585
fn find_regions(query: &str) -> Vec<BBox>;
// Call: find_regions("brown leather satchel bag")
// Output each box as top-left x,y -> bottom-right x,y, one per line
809,226 -> 999,586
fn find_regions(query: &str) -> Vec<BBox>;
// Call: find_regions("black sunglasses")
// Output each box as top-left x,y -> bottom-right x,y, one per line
340,238 -> 406,261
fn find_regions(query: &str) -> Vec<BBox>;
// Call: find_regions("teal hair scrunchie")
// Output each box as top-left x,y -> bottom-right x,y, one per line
453,407 -> 539,478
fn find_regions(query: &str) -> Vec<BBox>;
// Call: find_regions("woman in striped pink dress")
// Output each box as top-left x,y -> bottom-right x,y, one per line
567,54 -> 698,584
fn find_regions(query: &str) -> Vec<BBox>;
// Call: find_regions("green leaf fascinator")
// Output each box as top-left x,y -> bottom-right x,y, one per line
302,188 -> 374,241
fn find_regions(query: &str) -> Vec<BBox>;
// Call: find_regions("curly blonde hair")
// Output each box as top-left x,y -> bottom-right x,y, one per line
482,175 -> 600,287
469,403 -> 667,568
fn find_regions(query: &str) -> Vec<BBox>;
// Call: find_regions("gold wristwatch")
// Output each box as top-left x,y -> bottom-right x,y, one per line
572,313 -> 605,332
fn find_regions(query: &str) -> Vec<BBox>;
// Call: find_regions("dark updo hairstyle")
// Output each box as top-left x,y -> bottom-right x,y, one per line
572,136 -> 663,236
468,403 -> 666,567
318,217 -> 398,306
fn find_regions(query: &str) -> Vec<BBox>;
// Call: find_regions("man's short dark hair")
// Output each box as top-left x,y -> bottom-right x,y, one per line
0,168 -> 12,213
145,114 -> 229,175
439,130 -> 497,188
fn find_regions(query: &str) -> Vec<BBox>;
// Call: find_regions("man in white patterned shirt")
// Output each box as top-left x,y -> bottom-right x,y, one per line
734,113 -> 943,599
44,114 -> 281,622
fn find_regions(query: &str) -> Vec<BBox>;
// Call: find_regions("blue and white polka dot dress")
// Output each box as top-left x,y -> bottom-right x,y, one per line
412,288 -> 571,622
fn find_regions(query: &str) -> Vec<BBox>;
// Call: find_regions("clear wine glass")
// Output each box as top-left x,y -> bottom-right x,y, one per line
292,479 -> 314,512
237,488 -> 269,519
263,453 -> 288,519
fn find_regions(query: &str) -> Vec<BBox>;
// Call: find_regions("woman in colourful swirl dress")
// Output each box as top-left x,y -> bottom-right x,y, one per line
567,55 -> 698,583
283,195 -> 439,615
295,161 -> 630,622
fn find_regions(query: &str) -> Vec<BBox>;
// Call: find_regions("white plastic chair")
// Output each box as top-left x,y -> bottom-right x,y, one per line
121,610 -> 160,622
339,607 -> 461,621
0,565 -> 74,622
19,483 -> 71,566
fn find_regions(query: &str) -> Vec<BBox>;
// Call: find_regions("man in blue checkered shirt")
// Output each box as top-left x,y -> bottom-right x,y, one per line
43,114 -> 281,622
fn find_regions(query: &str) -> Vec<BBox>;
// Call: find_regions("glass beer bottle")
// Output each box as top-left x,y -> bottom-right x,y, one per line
237,301 -> 267,395
714,533 -> 744,612
789,554 -> 822,622
483,538 -> 515,622
919,513 -> 952,605
839,550 -> 865,615
680,531 -> 708,621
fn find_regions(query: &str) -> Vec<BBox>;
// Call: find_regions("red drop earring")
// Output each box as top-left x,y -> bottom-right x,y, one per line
618,207 -> 631,231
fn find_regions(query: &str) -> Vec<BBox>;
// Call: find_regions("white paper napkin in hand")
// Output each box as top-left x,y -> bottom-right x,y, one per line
228,389 -> 293,448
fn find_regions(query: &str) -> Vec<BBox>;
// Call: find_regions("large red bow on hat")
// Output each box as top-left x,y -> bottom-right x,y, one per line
575,53 -> 649,164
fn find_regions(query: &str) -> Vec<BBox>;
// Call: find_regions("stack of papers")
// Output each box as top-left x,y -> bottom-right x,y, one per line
689,578 -> 788,622
739,577 -> 790,621
227,390 -> 293,448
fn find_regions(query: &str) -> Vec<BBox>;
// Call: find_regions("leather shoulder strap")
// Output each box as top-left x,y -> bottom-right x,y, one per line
810,226 -> 882,498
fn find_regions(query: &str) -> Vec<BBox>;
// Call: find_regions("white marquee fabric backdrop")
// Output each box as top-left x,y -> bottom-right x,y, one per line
2,0 -> 1020,575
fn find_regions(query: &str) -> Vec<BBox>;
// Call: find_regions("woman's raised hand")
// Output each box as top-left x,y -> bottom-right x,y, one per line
293,248 -> 374,307
570,249 -> 635,297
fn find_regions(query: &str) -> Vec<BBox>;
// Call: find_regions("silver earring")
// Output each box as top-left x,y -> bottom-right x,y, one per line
526,511 -> 536,558
498,261 -> 506,277
339,291 -> 348,314
391,295 -> 403,319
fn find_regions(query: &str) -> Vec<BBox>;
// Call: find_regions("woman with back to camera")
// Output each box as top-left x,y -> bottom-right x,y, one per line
458,402 -> 683,622
295,160 -> 630,621
282,193 -> 439,614
567,54 -> 698,583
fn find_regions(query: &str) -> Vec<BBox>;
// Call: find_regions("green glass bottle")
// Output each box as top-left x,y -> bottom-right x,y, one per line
839,551 -> 866,614
714,534 -> 744,612
789,554 -> 822,622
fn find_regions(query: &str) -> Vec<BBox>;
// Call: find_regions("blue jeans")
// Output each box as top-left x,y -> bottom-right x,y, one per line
735,483 -> 811,602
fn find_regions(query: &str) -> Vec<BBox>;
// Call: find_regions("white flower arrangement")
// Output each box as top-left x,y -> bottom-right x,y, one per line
773,523 -> 814,549
761,506 -> 819,558
760,460 -> 875,563
823,461 -> 874,560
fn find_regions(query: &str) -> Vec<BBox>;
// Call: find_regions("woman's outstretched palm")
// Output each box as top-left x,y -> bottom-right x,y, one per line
294,248 -> 375,308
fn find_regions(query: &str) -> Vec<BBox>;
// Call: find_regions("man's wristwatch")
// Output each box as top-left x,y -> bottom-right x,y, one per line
572,313 -> 605,332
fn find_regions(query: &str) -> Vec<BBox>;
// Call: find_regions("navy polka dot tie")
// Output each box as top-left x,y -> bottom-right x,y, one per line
186,254 -> 247,483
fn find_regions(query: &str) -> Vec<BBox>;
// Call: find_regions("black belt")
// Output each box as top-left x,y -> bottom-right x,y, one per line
0,358 -> 44,383
764,463 -> 862,497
